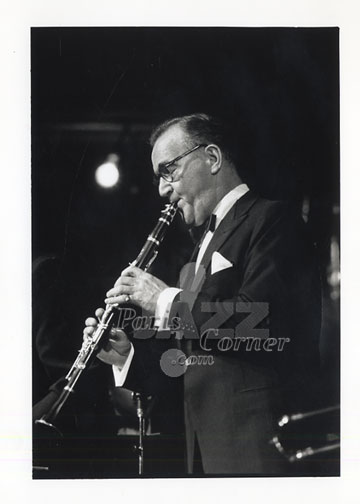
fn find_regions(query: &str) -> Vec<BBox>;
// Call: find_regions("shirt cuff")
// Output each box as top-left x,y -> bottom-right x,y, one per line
155,287 -> 182,329
112,343 -> 135,387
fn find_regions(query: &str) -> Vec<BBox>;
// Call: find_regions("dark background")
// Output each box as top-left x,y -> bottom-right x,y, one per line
32,27 -> 340,476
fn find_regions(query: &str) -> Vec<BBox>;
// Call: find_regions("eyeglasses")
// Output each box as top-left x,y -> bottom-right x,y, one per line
153,144 -> 207,185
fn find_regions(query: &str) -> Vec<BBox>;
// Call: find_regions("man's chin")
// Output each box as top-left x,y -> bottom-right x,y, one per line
178,208 -> 194,228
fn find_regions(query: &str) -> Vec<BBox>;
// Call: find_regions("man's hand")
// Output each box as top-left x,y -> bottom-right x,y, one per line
104,266 -> 168,314
84,308 -> 132,367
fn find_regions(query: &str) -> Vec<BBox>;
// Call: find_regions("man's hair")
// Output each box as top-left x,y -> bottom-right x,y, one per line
149,113 -> 252,181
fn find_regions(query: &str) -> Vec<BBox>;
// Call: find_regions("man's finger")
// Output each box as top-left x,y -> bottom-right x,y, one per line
108,337 -> 132,356
114,275 -> 134,287
95,308 -> 105,319
106,285 -> 134,298
121,266 -> 140,277
105,294 -> 136,306
83,326 -> 95,336
85,317 -> 98,327
109,327 -> 127,338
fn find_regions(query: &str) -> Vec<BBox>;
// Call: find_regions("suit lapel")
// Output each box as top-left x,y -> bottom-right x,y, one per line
199,190 -> 259,274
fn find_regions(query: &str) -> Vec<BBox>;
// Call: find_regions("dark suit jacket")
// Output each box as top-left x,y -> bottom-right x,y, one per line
125,191 -> 322,474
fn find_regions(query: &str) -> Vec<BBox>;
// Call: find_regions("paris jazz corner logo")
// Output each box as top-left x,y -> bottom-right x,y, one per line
112,301 -> 290,377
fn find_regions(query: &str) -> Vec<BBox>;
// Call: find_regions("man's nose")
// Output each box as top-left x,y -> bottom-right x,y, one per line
158,177 -> 173,199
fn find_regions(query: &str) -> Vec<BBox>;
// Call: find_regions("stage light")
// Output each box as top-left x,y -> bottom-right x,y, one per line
95,154 -> 121,188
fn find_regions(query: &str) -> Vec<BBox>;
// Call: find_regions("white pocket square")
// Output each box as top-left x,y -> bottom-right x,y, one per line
211,251 -> 233,275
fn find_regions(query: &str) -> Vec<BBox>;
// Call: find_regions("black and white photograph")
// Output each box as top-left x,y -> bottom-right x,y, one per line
31,26 -> 340,479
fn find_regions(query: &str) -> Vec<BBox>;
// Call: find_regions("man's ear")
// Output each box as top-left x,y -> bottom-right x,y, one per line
205,144 -> 222,174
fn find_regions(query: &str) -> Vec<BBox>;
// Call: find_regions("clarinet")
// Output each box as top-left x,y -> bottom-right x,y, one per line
35,202 -> 178,432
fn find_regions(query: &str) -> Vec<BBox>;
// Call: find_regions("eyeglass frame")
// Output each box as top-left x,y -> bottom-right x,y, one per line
153,143 -> 208,185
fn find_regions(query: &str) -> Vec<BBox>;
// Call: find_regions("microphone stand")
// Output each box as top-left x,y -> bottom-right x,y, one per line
133,393 -> 145,475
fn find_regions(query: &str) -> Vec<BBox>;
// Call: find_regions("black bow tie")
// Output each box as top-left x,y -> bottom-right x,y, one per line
189,214 -> 216,244
207,214 -> 217,233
